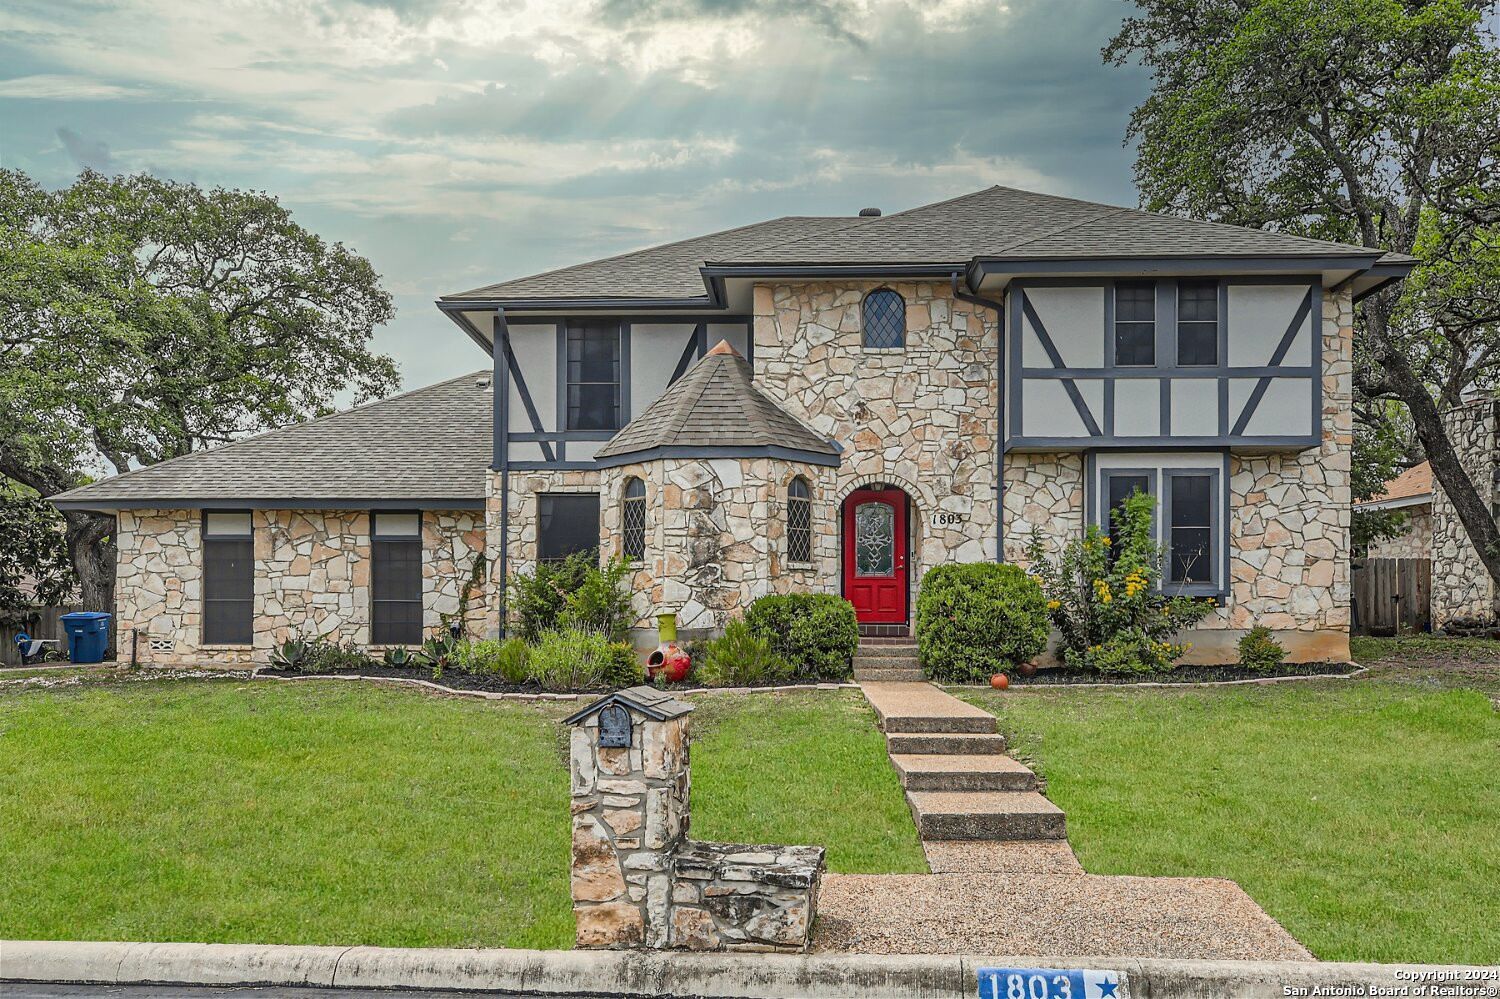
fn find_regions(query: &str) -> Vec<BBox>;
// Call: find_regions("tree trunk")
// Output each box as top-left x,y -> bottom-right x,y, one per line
1366,297 -> 1500,588
61,511 -> 115,613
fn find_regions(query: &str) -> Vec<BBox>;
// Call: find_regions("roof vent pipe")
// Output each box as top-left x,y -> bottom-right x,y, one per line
858,207 -> 881,217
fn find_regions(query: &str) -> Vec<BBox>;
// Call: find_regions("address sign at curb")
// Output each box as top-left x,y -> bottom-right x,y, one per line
977,967 -> 1128,999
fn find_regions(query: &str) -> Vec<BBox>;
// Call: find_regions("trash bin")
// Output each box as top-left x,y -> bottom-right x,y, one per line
60,611 -> 112,664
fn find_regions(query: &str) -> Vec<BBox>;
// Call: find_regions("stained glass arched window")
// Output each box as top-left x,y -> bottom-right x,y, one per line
788,477 -> 812,563
862,289 -> 905,348
622,477 -> 646,561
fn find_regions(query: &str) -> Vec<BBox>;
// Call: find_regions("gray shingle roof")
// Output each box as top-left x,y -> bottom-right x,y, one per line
594,342 -> 838,463
446,185 -> 1405,302
50,372 -> 492,510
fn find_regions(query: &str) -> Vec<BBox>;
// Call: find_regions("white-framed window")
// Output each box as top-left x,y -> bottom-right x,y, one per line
1093,453 -> 1224,596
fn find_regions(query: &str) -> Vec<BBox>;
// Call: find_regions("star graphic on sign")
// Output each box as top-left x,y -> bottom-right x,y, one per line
1094,978 -> 1119,998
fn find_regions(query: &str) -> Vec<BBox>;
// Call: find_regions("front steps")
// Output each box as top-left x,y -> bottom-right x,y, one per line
852,640 -> 923,682
859,679 -> 1070,851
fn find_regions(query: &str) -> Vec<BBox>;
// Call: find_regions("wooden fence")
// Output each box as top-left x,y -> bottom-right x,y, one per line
1,605 -> 82,666
1351,558 -> 1431,636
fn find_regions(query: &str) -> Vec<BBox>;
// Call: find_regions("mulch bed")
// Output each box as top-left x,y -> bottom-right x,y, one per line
997,661 -> 1359,686
257,665 -> 563,694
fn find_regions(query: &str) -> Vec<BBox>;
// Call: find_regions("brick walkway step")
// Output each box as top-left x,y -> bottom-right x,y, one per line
906,790 -> 1067,841
886,731 -> 1008,755
853,667 -> 926,682
862,681 -> 997,734
891,753 -> 1038,792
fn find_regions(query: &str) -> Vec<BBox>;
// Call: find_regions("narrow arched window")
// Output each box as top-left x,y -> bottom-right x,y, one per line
862,288 -> 905,349
787,477 -> 812,563
622,477 -> 646,561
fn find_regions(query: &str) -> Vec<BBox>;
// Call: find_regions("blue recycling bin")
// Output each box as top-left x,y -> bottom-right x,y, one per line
60,611 -> 112,664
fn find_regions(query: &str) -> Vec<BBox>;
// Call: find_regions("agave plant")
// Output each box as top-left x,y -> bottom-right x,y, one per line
383,646 -> 415,668
413,634 -> 458,678
269,638 -> 309,672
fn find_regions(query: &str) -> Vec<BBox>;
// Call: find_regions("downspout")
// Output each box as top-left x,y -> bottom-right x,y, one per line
494,309 -> 511,638
951,272 -> 1007,563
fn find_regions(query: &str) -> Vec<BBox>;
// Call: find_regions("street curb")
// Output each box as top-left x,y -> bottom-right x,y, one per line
4,940 -> 1495,998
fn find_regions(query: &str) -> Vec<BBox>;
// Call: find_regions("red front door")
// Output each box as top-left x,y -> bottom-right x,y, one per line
842,488 -> 908,624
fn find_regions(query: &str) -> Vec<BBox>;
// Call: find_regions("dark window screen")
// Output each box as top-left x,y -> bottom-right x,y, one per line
372,513 -> 422,645
787,477 -> 812,563
1178,280 -> 1219,366
1169,474 -> 1214,584
1115,281 -> 1156,366
540,493 -> 601,562
203,514 -> 253,645
567,324 -> 621,430
1105,474 -> 1150,560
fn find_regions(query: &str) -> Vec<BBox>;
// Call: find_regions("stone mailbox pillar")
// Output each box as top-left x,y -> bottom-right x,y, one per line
565,685 -> 825,952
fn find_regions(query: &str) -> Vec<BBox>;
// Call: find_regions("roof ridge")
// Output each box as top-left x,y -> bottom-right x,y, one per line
50,370 -> 489,500
660,353 -> 724,442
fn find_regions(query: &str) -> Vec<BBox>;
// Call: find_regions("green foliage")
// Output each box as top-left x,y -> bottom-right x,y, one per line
297,639 -> 372,675
696,619 -> 790,687
559,555 -> 634,642
1352,403 -> 1417,555
413,635 -> 459,677
381,646 -> 414,668
743,593 -> 859,681
1237,626 -> 1286,673
269,639 -> 309,672
527,629 -> 641,692
0,478 -> 76,613
915,563 -> 1050,683
448,638 -> 530,684
506,550 -> 596,643
1026,491 -> 1212,674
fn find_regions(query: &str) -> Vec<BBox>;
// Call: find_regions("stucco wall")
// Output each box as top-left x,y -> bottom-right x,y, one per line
117,508 -> 486,665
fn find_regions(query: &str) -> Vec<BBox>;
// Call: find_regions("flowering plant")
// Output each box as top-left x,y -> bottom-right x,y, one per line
1024,490 -> 1212,673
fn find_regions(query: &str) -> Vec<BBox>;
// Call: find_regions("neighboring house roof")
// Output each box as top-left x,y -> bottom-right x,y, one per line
1355,461 -> 1433,512
594,341 -> 840,468
50,372 -> 493,512
445,185 -> 1417,303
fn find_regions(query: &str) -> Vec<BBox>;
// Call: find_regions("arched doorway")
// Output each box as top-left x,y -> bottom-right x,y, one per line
841,485 -> 909,626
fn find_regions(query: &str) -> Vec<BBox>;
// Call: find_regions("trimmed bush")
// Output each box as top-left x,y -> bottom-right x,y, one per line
1237,626 -> 1285,673
696,619 -> 789,687
915,563 -> 1049,683
744,593 -> 859,681
528,628 -> 642,692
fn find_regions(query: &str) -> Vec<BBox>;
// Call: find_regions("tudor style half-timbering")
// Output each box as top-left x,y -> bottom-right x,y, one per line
55,185 -> 1413,664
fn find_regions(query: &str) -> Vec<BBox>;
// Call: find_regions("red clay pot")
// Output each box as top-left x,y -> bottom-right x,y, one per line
647,642 -> 691,684
990,672 -> 1009,690
1018,661 -> 1039,678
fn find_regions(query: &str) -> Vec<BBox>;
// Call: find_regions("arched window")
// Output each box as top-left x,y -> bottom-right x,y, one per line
622,477 -> 646,561
861,288 -> 905,349
787,477 -> 812,563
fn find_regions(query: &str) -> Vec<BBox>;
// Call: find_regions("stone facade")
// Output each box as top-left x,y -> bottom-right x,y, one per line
1431,399 -> 1499,627
116,508 -> 486,665
1364,504 -> 1431,559
568,689 -> 824,951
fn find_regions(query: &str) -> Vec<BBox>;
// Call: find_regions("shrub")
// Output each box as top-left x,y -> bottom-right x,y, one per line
507,550 -> 596,643
1026,490 -> 1213,674
744,593 -> 859,681
915,563 -> 1049,683
559,555 -> 634,642
1237,626 -> 1285,673
298,638 -> 372,674
450,638 -> 530,683
696,618 -> 789,687
528,628 -> 642,691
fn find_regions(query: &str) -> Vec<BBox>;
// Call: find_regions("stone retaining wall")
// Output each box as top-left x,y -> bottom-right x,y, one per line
1431,398 -> 1498,627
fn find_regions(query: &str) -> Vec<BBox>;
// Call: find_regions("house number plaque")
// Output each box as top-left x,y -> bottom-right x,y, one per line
598,703 -> 631,748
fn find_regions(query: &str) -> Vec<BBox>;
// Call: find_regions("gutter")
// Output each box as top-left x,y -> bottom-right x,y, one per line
950,272 -> 1007,563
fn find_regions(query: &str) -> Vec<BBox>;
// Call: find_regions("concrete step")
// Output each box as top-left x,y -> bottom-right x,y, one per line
905,790 -> 1067,841
891,754 -> 1038,792
853,667 -> 926,682
886,731 -> 1008,755
853,652 -> 919,667
862,681 -> 997,734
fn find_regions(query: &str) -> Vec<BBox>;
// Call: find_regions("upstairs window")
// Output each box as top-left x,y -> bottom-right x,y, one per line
622,478 -> 646,562
861,289 -> 906,349
787,477 -> 812,563
371,512 -> 423,646
1114,281 -> 1156,366
1177,280 -> 1219,366
202,511 -> 253,645
539,493 -> 600,563
566,323 -> 621,431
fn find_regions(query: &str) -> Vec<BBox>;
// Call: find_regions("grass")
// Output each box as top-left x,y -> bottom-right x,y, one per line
0,679 -> 920,948
959,673 -> 1500,965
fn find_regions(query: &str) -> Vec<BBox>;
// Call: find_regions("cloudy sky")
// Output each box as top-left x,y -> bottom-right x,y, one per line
0,0 -> 1150,392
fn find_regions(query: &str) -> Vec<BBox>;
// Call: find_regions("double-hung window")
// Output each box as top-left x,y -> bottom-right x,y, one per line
371,511 -> 423,645
539,493 -> 601,563
1177,280 -> 1219,366
202,511 -> 254,645
566,323 -> 621,431
1114,281 -> 1156,366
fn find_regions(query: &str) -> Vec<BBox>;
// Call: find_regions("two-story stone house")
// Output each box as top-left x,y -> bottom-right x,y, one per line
54,186 -> 1413,664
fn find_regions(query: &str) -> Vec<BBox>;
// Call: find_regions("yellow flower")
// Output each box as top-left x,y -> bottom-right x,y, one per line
1046,600 -> 1061,611
1101,592 -> 1112,603
1101,537 -> 1111,546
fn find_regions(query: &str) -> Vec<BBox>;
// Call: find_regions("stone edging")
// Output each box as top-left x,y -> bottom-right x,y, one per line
949,662 -> 1370,693
4,939 -> 1492,999
249,668 -> 861,702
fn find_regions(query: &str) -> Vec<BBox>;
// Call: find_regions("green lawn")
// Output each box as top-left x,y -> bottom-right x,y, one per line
960,671 -> 1500,965
0,680 -> 918,948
